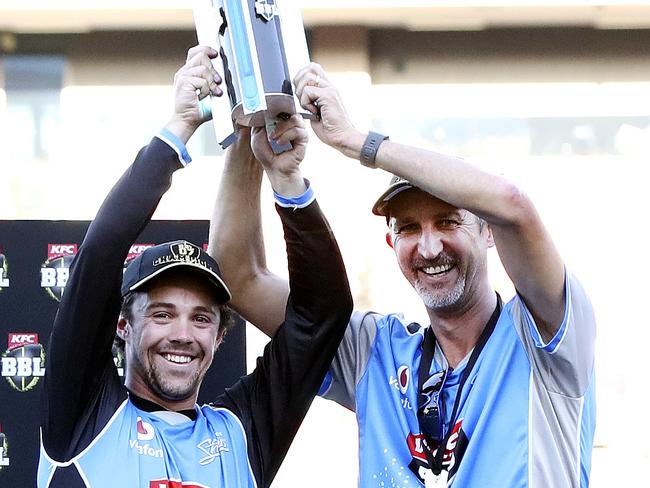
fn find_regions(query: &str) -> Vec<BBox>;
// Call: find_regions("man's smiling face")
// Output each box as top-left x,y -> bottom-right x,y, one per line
387,189 -> 492,314
121,270 -> 222,408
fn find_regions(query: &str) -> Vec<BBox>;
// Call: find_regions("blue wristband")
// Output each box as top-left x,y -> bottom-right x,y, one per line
274,179 -> 315,209
157,128 -> 192,166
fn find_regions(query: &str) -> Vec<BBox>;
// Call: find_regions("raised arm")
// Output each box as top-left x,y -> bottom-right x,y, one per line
208,129 -> 289,337
42,46 -> 223,460
294,64 -> 564,341
215,115 -> 353,486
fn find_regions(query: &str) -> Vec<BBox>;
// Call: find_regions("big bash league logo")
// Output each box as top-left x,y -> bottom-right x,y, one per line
41,244 -> 78,301
1,333 -> 46,392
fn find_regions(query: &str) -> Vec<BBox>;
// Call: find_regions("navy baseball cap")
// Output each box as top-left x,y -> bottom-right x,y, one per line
121,240 -> 231,303
372,175 -> 417,216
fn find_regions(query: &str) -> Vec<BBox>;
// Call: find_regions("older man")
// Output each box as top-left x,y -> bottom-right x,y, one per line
210,64 -> 596,487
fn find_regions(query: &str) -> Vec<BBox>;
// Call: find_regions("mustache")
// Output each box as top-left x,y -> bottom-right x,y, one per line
412,254 -> 455,269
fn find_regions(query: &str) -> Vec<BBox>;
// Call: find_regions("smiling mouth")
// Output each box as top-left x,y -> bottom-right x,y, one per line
162,353 -> 194,365
420,263 -> 455,276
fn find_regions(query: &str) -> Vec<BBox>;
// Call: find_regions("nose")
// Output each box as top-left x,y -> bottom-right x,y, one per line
168,317 -> 193,345
417,226 -> 444,260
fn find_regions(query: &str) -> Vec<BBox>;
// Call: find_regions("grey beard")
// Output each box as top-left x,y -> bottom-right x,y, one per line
415,274 -> 466,311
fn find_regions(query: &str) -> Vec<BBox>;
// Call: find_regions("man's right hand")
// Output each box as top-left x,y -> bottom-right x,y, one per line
250,115 -> 309,198
165,45 -> 223,144
293,63 -> 365,160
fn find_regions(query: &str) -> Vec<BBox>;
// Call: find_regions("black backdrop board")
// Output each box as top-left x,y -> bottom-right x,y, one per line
0,220 -> 246,487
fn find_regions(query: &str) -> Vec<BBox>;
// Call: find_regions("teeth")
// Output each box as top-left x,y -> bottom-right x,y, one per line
164,354 -> 192,364
422,264 -> 453,275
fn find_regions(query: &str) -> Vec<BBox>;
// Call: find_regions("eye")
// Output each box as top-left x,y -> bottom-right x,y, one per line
439,218 -> 460,228
151,310 -> 172,323
194,315 -> 214,327
395,222 -> 419,234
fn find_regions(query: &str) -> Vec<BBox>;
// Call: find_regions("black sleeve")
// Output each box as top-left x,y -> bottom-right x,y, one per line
41,137 -> 184,461
214,200 -> 353,488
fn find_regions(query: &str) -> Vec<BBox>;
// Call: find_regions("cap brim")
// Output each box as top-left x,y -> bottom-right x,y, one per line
372,181 -> 415,216
127,262 -> 232,303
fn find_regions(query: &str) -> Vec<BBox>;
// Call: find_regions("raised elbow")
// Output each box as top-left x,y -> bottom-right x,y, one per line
494,179 -> 537,228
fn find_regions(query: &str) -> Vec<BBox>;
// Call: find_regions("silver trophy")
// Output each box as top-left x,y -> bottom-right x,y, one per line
193,0 -> 312,153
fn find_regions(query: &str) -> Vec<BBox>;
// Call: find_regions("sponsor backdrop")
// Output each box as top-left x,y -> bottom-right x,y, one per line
0,221 -> 246,487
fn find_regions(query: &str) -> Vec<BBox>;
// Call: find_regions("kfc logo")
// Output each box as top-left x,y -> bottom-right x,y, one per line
41,243 -> 78,301
1,333 -> 46,392
126,244 -> 155,263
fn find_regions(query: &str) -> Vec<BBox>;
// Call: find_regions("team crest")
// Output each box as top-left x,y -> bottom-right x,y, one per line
41,244 -> 78,302
255,0 -> 278,21
1,333 -> 46,392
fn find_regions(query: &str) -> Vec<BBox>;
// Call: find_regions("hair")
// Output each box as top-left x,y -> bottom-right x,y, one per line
113,290 -> 235,358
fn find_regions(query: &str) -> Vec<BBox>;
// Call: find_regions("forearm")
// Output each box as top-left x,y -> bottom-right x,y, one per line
208,135 -> 289,335
340,132 -> 526,226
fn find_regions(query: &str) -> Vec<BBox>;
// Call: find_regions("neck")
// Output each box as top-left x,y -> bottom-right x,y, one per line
426,288 -> 497,369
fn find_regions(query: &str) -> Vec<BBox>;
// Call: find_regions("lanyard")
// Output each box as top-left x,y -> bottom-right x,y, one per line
417,294 -> 502,475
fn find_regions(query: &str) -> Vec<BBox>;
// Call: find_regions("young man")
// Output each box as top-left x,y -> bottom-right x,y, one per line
37,47 -> 352,488
211,64 -> 596,487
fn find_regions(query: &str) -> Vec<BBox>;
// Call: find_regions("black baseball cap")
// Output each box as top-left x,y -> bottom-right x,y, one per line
372,175 -> 417,216
121,240 -> 231,303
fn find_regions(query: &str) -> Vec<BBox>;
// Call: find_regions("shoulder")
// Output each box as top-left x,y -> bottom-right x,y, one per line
350,310 -> 424,338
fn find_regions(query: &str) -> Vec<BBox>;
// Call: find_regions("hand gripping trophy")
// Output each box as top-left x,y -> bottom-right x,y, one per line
193,0 -> 312,153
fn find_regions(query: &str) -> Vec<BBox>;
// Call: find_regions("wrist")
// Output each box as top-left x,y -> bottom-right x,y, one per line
164,117 -> 199,145
338,130 -> 366,160
267,170 -> 307,198
274,179 -> 314,209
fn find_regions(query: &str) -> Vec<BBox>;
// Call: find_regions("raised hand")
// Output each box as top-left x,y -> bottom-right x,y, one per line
165,45 -> 224,143
293,63 -> 362,156
250,114 -> 308,197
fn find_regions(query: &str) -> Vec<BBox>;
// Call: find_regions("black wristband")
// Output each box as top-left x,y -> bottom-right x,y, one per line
360,131 -> 389,168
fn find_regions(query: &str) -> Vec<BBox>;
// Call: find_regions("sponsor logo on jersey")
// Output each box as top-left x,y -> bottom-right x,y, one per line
1,333 -> 46,392
389,366 -> 413,410
41,244 -> 78,301
149,480 -> 209,488
130,417 -> 161,458
137,417 -> 155,441
0,427 -> 10,470
407,420 -> 467,483
129,439 -> 163,459
397,365 -> 410,394
0,250 -> 9,291
197,434 -> 230,465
